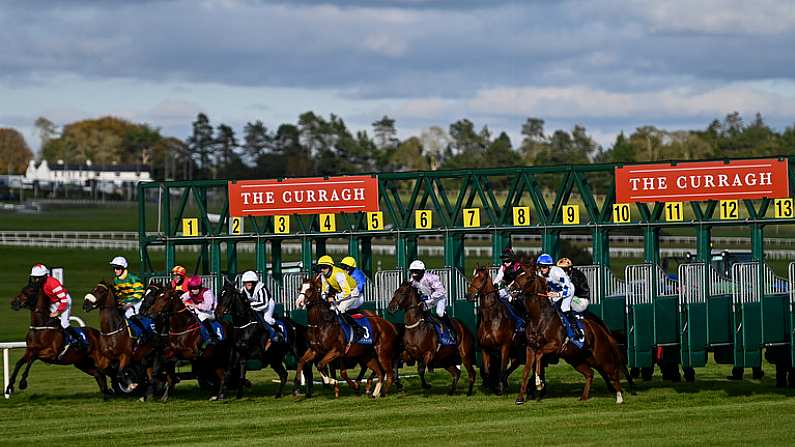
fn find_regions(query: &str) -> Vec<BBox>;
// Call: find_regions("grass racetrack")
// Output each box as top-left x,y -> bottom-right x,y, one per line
2,247 -> 794,445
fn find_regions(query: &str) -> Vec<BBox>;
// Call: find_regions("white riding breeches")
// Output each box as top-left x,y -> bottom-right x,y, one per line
194,310 -> 215,322
51,295 -> 72,329
559,296 -> 572,313
498,287 -> 511,301
123,300 -> 142,318
425,298 -> 447,318
262,302 -> 276,325
336,296 -> 364,313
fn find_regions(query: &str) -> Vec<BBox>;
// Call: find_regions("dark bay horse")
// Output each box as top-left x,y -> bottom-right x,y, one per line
292,275 -> 398,398
141,284 -> 229,400
466,266 -> 525,395
6,284 -> 111,397
83,281 -> 155,393
388,282 -> 476,395
216,281 -> 314,399
510,266 -> 635,404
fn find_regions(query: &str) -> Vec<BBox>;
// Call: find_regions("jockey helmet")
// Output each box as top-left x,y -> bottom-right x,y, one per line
340,256 -> 356,269
536,253 -> 554,266
556,257 -> 573,268
317,255 -> 335,268
500,247 -> 515,262
187,276 -> 203,289
30,264 -> 49,277
110,256 -> 128,269
409,260 -> 426,272
171,265 -> 187,277
241,270 -> 259,283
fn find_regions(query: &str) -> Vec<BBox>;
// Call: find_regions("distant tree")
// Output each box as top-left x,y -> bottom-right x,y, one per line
186,113 -> 214,177
481,132 -> 518,168
0,128 -> 34,174
275,124 -> 312,177
520,117 -> 546,163
449,119 -> 486,157
214,124 -> 238,178
41,116 -> 150,165
242,120 -> 272,165
34,117 -> 57,150
391,136 -> 427,171
372,115 -> 399,150
419,126 -> 450,170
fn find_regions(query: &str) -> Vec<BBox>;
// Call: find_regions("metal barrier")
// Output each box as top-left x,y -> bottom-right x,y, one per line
763,264 -> 790,296
281,272 -> 305,312
373,269 -> 405,311
678,263 -> 705,305
234,271 -> 281,302
147,274 -> 218,295
709,265 -> 734,296
604,267 -> 626,298
427,267 -> 469,301
625,264 -> 653,306
578,265 -> 601,304
732,262 -> 760,305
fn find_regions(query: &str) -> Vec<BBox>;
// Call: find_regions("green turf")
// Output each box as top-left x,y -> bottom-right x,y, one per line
0,204 -> 156,232
0,350 -> 793,446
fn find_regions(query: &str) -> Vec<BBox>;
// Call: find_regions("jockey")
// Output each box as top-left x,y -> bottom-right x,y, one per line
29,264 -> 81,356
492,247 -> 527,332
339,256 -> 366,298
110,256 -> 148,336
408,260 -> 454,338
536,253 -> 582,340
180,276 -> 219,344
316,255 -> 365,340
239,270 -> 282,347
557,258 -> 591,304
170,265 -> 188,293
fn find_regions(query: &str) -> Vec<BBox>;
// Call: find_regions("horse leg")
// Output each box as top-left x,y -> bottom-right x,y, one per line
235,357 -> 248,400
516,347 -> 535,405
481,350 -> 492,392
302,362 -> 314,398
421,351 -> 435,390
496,343 -> 511,395
445,364 -> 461,396
293,349 -> 317,397
365,358 -> 384,399
534,352 -> 545,400
572,361 -> 594,401
15,353 -> 37,391
317,350 -> 345,398
272,361 -> 289,399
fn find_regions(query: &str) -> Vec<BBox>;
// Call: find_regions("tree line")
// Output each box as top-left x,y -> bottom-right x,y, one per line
2,111 -> 795,183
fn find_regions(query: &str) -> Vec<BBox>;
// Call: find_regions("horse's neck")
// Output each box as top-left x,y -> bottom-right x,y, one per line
170,305 -> 197,329
30,291 -> 56,328
99,303 -> 124,332
403,302 -> 424,326
308,301 -> 336,325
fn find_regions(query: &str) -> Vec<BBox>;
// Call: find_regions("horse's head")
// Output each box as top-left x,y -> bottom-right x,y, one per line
11,284 -> 38,311
83,281 -> 116,312
139,282 -> 165,315
466,264 -> 494,302
296,274 -> 324,309
143,283 -> 181,318
387,281 -> 420,314
218,279 -> 245,318
510,264 -> 546,299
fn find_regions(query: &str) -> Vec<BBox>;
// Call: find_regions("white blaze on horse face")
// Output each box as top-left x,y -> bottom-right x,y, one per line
84,293 -> 97,303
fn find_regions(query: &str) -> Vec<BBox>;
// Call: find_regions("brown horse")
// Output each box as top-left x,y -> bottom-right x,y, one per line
141,284 -> 229,400
466,266 -> 525,395
83,281 -> 155,393
511,267 -> 635,404
6,284 -> 111,397
388,281 -> 476,395
292,275 -> 398,398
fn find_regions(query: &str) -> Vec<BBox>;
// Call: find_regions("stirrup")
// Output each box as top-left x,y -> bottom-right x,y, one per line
57,344 -> 71,360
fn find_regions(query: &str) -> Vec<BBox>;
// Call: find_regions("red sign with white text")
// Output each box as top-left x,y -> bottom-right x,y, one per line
228,175 -> 379,216
615,158 -> 789,203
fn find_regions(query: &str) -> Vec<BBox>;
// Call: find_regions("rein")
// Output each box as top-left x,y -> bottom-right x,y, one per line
29,326 -> 59,330
169,323 -> 201,336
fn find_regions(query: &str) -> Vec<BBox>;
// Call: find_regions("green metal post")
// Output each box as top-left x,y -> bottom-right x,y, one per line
491,231 -> 511,266
255,237 -> 268,274
406,236 -> 418,267
643,226 -> 661,265
301,237 -> 313,274
591,227 -> 610,266
542,229 -> 560,258
315,238 -> 327,259
348,236 -> 360,264
695,225 -> 711,263
210,240 -> 222,292
360,237 -> 373,277
443,232 -> 456,268
227,240 -> 238,277
271,240 -> 283,281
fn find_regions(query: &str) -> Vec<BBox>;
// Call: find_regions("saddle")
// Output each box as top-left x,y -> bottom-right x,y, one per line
338,314 -> 374,346
555,307 -> 586,349
428,318 -> 457,347
126,316 -> 156,340
64,327 -> 89,349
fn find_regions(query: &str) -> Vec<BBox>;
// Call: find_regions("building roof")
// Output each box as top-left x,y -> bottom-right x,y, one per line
49,163 -> 151,173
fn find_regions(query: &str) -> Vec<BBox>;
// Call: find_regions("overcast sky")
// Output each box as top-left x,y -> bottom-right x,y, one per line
2,0 -> 795,152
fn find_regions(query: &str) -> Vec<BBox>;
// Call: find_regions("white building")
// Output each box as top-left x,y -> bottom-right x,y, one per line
23,160 -> 152,187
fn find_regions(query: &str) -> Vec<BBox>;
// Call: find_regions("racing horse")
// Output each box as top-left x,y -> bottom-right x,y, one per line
292,275 -> 398,398
6,284 -> 111,397
137,283 -> 182,401
215,280 -> 314,400
388,282 -> 476,395
466,266 -> 526,395
509,265 -> 635,404
83,281 -> 156,393
141,283 -> 230,400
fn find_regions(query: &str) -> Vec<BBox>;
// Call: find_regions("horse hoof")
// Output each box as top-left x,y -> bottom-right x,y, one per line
421,383 -> 432,390
209,395 -> 222,401
138,396 -> 146,403
274,393 -> 282,399
19,380 -> 28,390
515,397 -> 525,405
5,385 -> 13,396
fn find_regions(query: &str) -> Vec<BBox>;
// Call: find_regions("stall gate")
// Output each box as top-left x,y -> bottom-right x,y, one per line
147,274 -> 218,295
625,264 -> 680,368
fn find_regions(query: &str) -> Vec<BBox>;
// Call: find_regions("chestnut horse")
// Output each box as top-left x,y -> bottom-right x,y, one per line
141,284 -> 229,400
7,284 -> 111,397
466,266 -> 525,395
292,275 -> 398,398
83,281 -> 156,393
388,281 -> 476,395
508,265 -> 635,404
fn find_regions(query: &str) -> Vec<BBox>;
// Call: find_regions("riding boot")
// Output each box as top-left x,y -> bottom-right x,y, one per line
57,327 -> 77,360
441,314 -> 457,343
264,322 -> 283,345
202,320 -> 220,345
567,311 -> 584,341
129,316 -> 150,343
342,312 -> 365,341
